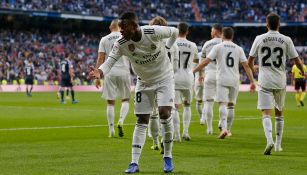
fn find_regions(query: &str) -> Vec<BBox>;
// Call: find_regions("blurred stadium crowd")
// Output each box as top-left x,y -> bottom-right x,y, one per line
0,0 -> 306,85
0,29 -> 306,85
0,0 -> 306,22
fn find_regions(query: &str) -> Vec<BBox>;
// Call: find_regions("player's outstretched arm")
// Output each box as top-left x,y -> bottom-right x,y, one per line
193,58 -> 211,73
242,62 -> 256,93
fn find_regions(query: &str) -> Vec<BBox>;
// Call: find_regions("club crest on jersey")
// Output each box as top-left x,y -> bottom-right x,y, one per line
151,44 -> 156,50
128,44 -> 135,52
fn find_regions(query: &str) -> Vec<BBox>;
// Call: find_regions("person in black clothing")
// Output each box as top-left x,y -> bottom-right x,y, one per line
25,60 -> 34,96
59,53 -> 78,104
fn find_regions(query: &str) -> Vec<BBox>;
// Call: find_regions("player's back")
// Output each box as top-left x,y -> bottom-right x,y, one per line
250,31 -> 298,89
25,63 -> 34,78
99,32 -> 129,76
211,41 -> 246,87
60,59 -> 71,78
175,38 -> 198,89
201,38 -> 222,74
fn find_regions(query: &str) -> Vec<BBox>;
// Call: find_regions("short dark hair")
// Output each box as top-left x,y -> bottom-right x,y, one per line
212,23 -> 222,33
266,13 -> 280,30
178,22 -> 189,35
120,12 -> 138,23
222,27 -> 234,40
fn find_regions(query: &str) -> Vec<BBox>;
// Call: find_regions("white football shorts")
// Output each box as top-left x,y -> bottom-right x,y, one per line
257,86 -> 286,111
102,74 -> 131,100
134,77 -> 175,114
215,84 -> 239,104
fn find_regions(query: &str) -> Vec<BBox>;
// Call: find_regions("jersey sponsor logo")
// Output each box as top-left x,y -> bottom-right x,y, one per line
128,44 -> 135,52
151,44 -> 156,50
134,51 -> 161,65
144,28 -> 155,34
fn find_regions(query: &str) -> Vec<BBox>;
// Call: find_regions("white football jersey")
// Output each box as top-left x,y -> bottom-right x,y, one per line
98,31 -> 130,76
207,41 -> 247,87
249,30 -> 299,89
100,25 -> 178,84
174,37 -> 198,89
194,52 -> 204,80
201,37 -> 222,74
164,38 -> 179,72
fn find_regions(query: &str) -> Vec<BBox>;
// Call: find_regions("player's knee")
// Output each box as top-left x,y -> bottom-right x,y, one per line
274,108 -> 283,117
228,102 -> 235,109
107,100 -> 115,105
183,101 -> 190,107
136,114 -> 150,124
158,106 -> 172,119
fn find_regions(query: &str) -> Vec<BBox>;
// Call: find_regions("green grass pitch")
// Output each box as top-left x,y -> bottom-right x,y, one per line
0,92 -> 306,175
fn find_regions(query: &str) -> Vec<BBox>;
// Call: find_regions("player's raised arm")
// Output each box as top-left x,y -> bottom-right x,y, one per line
153,25 -> 179,49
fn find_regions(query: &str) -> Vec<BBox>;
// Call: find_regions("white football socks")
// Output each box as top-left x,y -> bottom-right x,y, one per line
196,101 -> 202,118
219,104 -> 228,131
149,114 -> 160,145
262,115 -> 273,145
183,106 -> 191,135
161,117 -> 173,158
275,116 -> 284,147
227,107 -> 235,131
131,123 -> 148,164
118,101 -> 129,125
107,105 -> 115,134
172,109 -> 180,140
204,101 -> 214,134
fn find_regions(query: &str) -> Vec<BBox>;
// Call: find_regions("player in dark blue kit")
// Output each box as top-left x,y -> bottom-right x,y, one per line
59,53 -> 78,104
25,60 -> 34,97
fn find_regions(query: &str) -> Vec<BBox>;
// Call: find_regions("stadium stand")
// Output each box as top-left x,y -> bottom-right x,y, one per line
0,0 -> 306,22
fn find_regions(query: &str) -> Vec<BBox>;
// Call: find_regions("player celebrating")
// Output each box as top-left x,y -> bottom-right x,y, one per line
173,22 -> 198,141
95,19 -> 131,138
89,12 -> 178,173
248,13 -> 305,155
194,27 -> 256,139
147,16 -> 179,151
200,24 -> 223,134
291,59 -> 307,107
25,59 -> 35,97
59,53 -> 78,104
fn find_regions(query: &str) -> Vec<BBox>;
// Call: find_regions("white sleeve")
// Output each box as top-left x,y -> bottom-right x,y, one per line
98,37 -> 106,53
171,44 -> 179,72
249,36 -> 259,57
207,45 -> 218,61
239,47 -> 247,63
153,26 -> 179,49
201,42 -> 207,59
193,44 -> 199,61
98,42 -> 122,75
286,37 -> 299,59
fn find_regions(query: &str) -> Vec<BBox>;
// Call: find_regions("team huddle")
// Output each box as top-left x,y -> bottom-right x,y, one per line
88,12 -> 305,174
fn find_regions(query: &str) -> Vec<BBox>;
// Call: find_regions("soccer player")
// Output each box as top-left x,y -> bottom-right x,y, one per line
200,24 -> 222,135
291,58 -> 307,107
89,12 -> 178,173
248,13 -> 305,155
25,59 -> 34,97
173,22 -> 199,141
147,16 -> 179,150
95,19 -> 131,138
194,52 -> 205,124
59,53 -> 78,104
194,27 -> 256,139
